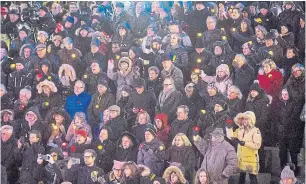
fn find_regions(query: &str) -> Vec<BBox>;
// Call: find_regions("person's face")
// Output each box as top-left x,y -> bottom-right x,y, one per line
120,62 -> 128,71
29,133 -> 39,144
207,87 -> 217,96
300,19 -> 305,28
162,60 -> 172,70
69,5 -> 78,13
285,4 -> 293,10
152,42 -> 160,51
207,18 -> 216,30
175,136 -> 184,147
129,50 -> 136,59
138,113 -> 147,124
74,116 -> 84,127
241,21 -> 248,30
163,79 -> 173,91
99,129 -> 108,141
199,171 -> 208,184
177,108 -> 187,120
91,63 -> 100,74
84,152 -> 95,166
170,172 -> 179,183
255,29 -> 264,39
136,2 -> 144,14
41,65 -> 49,74
26,112 -> 36,122
74,83 -> 84,95
115,7 -> 123,15
153,181 -> 161,184
196,4 -> 205,11
260,8 -> 268,16
147,28 -> 155,37
185,87 -> 193,97
76,134 -> 86,144
195,48 -> 204,53
191,74 -> 199,83
0,88 -> 5,97
54,39 -> 61,47
65,21 -> 72,28
227,89 -> 238,100
152,2 -> 160,13
9,14 -> 19,22
80,29 -> 88,37
39,9 -> 46,17
282,90 -> 289,101
50,152 -> 58,161
124,166 -> 132,177
38,33 -> 47,43
23,48 -> 31,58
51,4 -> 60,15
0,48 -> 6,59
217,70 -> 226,78
169,25 -> 179,34
242,118 -> 249,127
263,64 -> 272,74
135,87 -> 144,95
119,27 -> 127,36
281,26 -> 289,34
242,46 -> 251,55
170,34 -> 179,46
19,31 -> 27,40
91,45 -> 99,53
36,48 -> 47,58
242,11 -> 248,18
97,84 -> 107,94
159,9 -> 167,18
1,130 -> 12,142
112,44 -> 120,53
65,43 -> 73,50
113,168 -> 122,178
122,136 -> 132,149
292,67 -> 302,78
282,178 -> 294,184
42,85 -> 51,94
214,46 -> 222,55
249,6 -> 256,14
145,131 -> 154,142
214,104 -> 223,112
211,135 -> 222,142
109,110 -> 118,119
149,70 -> 158,80
286,49 -> 295,59
121,91 -> 129,97
250,90 -> 259,98
19,92 -> 28,102
54,114 -> 64,124
265,39 -> 273,47
232,9 -> 240,19
155,119 -> 163,129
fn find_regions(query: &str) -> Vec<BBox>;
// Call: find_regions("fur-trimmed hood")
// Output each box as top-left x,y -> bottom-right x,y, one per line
45,107 -> 72,125
58,64 -> 77,82
25,106 -> 42,122
137,165 -> 151,177
36,79 -> 58,94
19,43 -> 35,57
1,109 -> 14,120
118,57 -> 132,73
162,166 -> 187,184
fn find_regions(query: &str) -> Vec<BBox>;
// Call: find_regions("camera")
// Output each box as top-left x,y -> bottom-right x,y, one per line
70,158 -> 81,165
38,154 -> 51,161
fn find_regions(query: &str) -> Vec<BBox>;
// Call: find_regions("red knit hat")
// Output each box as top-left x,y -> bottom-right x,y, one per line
154,113 -> 168,128
76,129 -> 87,139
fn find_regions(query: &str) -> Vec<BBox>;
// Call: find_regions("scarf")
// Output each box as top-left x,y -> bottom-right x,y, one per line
158,88 -> 175,108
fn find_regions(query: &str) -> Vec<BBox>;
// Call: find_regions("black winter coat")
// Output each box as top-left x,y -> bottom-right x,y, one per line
254,11 -> 279,31
190,50 -> 213,75
279,57 -> 301,83
130,12 -> 152,38
37,12 -> 57,35
1,93 -> 13,110
285,75 -> 305,102
34,92 -> 64,120
105,116 -> 128,143
201,29 -> 222,52
114,146 -> 138,163
146,78 -> 163,98
92,139 -> 116,173
128,90 -> 157,119
64,165 -> 106,184
83,51 -> 107,72
296,27 -> 305,59
7,70 -> 33,98
169,119 -> 195,142
255,45 -> 283,65
82,71 -> 109,95
183,91 -> 205,122
233,63 -> 255,96
226,98 -> 243,118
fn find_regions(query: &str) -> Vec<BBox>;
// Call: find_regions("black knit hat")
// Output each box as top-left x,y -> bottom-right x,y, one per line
259,2 -> 268,10
145,124 -> 157,137
212,99 -> 227,109
133,78 -> 146,88
194,40 -> 204,48
249,81 -> 262,93
40,6 -> 49,13
97,78 -> 108,88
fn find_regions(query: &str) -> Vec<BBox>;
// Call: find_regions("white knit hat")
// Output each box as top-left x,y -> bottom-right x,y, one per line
281,166 -> 295,180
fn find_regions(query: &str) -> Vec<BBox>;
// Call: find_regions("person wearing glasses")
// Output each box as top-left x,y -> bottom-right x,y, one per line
108,160 -> 125,184
35,147 -> 64,184
65,149 -> 107,184
65,80 -> 92,119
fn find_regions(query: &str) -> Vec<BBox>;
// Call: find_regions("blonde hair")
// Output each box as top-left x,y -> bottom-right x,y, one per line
228,85 -> 243,99
172,133 -> 192,146
262,59 -> 277,70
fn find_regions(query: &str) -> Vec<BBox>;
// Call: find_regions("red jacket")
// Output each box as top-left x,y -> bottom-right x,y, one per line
257,69 -> 283,98
155,113 -> 171,148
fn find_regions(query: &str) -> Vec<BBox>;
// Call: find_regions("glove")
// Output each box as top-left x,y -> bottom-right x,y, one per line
231,138 -> 245,146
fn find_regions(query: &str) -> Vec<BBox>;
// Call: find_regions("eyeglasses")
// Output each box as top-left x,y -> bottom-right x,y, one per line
74,86 -> 83,89
83,155 -> 92,159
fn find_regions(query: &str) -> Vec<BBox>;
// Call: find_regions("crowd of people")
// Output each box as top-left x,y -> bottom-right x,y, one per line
0,1 -> 305,184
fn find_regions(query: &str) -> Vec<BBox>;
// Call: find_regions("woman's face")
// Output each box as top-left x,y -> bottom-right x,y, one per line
122,136 -> 131,149
147,28 -> 155,37
282,178 -> 293,184
109,111 -> 118,119
255,29 -> 264,39
41,65 -> 49,74
113,168 -> 122,178
120,62 -> 129,71
227,89 -> 238,100
80,29 -> 88,37
149,70 -> 158,81
99,129 -> 108,141
217,70 -> 226,78
74,116 -> 84,127
124,166 -> 132,177
155,119 -> 163,129
214,104 -> 223,113
250,90 -> 259,98
199,171 -> 208,184
129,50 -> 136,59
281,26 -> 288,34
241,21 -> 248,30
43,85 -> 51,94
119,28 -> 127,36
138,113 -> 147,124
242,117 -> 250,127
286,49 -> 295,59
170,172 -> 179,183
175,136 -> 184,147
54,114 -> 64,124
170,34 -> 179,46
0,88 -> 5,97
293,67 -> 302,78
263,64 -> 272,74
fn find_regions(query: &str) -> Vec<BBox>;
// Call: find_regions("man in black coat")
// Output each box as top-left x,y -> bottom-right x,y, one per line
130,2 -> 152,39
1,125 -> 19,184
37,6 -> 57,36
112,2 -> 132,34
253,2 -> 279,31
279,2 -> 303,36
2,9 -> 21,40
200,16 -> 223,52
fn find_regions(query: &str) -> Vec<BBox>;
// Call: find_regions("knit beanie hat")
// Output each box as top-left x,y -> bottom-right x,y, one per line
66,16 -> 74,24
76,129 -> 87,139
259,2 -> 268,10
121,85 -> 133,94
91,37 -> 101,47
249,80 -> 262,93
281,166 -> 295,180
145,124 -> 157,137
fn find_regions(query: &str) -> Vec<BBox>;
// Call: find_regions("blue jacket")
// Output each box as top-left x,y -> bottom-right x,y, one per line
65,92 -> 92,119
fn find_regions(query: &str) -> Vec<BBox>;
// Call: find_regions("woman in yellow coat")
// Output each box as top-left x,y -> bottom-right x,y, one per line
231,111 -> 262,184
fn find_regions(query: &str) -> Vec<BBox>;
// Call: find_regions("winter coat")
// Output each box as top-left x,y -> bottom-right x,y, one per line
114,132 -> 139,162
13,99 -> 34,123
162,32 -> 193,51
233,63 -> 255,96
230,28 -> 254,53
255,45 -> 283,65
14,142 -> 45,184
197,109 -> 231,139
165,45 -> 189,72
279,57 -> 302,84
112,30 -> 135,53
147,78 -> 163,98
1,134 -> 19,184
236,123 -> 262,175
161,64 -> 184,91
66,121 -> 92,145
276,32 -> 295,50
8,38 -> 35,58
58,64 -> 77,100
83,51 -> 107,72
88,91 -> 115,125
156,89 -> 184,124
0,109 -> 21,137
105,116 -> 128,143
132,123 -> 150,144
65,91 -> 92,119
27,55 -> 59,75
201,29 -> 223,52
202,76 -> 233,97
203,92 -> 226,112
245,53 -> 261,74
57,47 -> 83,78
130,11 -> 152,38
73,27 -> 94,55
33,162 -> 63,184
1,93 -> 13,110
194,137 -> 237,184
226,98 -> 243,118
169,118 -> 195,142
296,27 -> 305,59
279,6 -> 302,35
37,12 -> 57,35
128,89 -> 157,119
91,139 -> 115,173
20,107 -> 52,146
190,50 -> 213,75
258,69 -> 283,99
182,90 -> 205,122
137,138 -> 165,176
112,11 -> 132,34
285,74 -> 305,103
163,166 -> 188,184
7,69 -> 33,98
245,92 -> 270,132
253,11 -> 279,31
64,164 -> 106,184
34,92 -> 64,119
82,71 -> 109,95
